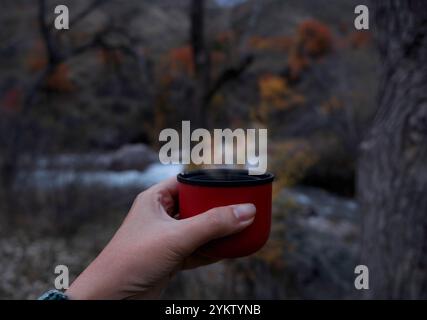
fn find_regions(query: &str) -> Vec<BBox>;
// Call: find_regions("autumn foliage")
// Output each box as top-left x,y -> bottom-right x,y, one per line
168,45 -> 195,76
166,44 -> 229,79
320,96 -> 343,115
259,74 -> 290,109
45,63 -> 75,93
249,19 -> 334,81
249,35 -> 293,52
97,48 -> 125,66
1,88 -> 23,113
26,40 -> 48,73
288,19 -> 333,79
270,139 -> 318,194
214,30 -> 235,49
254,74 -> 305,124
297,19 -> 333,58
348,31 -> 372,49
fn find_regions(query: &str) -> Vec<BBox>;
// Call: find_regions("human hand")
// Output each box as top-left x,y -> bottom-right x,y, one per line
66,177 -> 256,299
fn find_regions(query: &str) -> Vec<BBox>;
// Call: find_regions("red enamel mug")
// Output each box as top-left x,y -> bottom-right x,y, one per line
177,169 -> 274,258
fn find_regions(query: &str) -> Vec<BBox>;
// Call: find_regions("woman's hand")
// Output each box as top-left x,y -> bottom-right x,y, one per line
66,177 -> 256,299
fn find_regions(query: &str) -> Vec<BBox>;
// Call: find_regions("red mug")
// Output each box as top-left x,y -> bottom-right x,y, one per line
177,169 -> 274,258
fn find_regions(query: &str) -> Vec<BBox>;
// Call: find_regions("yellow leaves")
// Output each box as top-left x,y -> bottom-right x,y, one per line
248,36 -> 273,51
211,92 -> 225,107
248,35 -> 293,52
270,139 -> 318,195
254,74 -> 305,124
259,74 -> 287,102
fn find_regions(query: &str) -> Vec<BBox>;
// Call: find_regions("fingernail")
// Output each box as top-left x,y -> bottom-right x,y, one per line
232,204 -> 256,221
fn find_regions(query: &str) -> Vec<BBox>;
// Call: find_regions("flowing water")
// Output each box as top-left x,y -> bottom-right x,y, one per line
17,163 -> 184,190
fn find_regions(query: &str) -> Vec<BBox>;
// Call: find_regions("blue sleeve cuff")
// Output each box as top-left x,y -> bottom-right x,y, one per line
38,289 -> 69,300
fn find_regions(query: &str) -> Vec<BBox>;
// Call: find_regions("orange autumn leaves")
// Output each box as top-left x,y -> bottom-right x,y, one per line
27,43 -> 48,73
251,74 -> 305,124
297,19 -> 333,58
248,20 -> 333,124
258,74 -> 304,111
163,30 -> 234,82
45,63 -> 75,92
168,46 -> 195,76
1,88 -> 23,113
250,20 -> 333,80
1,64 -> 74,113
249,35 -> 293,52
26,40 -> 75,93
250,19 -> 370,80
249,19 -> 334,80
288,19 -> 333,79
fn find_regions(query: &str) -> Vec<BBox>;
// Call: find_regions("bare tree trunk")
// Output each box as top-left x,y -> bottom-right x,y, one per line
188,0 -> 254,129
358,0 -> 427,299
190,0 -> 211,128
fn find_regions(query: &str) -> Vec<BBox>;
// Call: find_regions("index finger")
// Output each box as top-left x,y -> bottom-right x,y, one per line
151,176 -> 179,198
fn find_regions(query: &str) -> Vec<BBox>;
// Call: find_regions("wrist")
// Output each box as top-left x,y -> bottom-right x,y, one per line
66,252 -> 130,300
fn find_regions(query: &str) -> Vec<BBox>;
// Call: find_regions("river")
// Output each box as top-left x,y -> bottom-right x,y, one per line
17,163 -> 184,190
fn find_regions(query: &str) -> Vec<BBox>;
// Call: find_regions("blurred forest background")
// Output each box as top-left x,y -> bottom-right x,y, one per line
1,0 -> 417,299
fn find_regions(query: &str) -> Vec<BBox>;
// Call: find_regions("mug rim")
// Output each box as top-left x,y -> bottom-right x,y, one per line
177,169 -> 274,187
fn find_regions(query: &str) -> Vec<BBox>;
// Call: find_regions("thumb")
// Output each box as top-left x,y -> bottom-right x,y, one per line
177,203 -> 256,252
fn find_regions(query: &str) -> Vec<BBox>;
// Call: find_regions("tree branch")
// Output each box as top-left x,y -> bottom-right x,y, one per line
238,0 -> 264,54
68,25 -> 141,61
38,0 -> 62,64
54,0 -> 110,29
190,0 -> 209,80
205,54 -> 254,104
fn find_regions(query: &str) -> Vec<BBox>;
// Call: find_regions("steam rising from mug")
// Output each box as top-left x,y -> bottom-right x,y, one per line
159,121 -> 267,175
